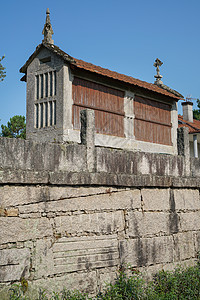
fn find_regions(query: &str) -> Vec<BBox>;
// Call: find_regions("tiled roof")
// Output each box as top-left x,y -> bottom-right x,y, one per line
178,115 -> 200,133
73,58 -> 183,100
20,43 -> 183,100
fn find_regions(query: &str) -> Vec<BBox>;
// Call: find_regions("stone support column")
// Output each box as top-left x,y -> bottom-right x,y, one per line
62,65 -> 73,138
177,127 -> 190,176
171,101 -> 178,155
124,91 -> 135,138
193,134 -> 198,158
80,109 -> 95,172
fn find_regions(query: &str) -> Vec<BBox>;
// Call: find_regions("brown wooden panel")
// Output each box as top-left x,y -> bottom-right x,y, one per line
72,77 -> 124,137
134,96 -> 172,145
73,105 -> 124,137
134,96 -> 171,124
134,119 -> 172,145
73,77 -> 124,112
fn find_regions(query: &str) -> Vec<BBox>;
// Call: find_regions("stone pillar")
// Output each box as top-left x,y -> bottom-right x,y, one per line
177,127 -> 190,176
124,91 -> 135,138
80,109 -> 95,172
62,65 -> 73,139
171,101 -> 178,155
193,134 -> 198,158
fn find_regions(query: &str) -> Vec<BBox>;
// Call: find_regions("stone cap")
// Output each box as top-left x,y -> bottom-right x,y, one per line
182,101 -> 193,106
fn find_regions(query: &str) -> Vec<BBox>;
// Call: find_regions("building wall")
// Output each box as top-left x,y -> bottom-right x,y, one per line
26,48 -> 73,143
25,50 -> 178,154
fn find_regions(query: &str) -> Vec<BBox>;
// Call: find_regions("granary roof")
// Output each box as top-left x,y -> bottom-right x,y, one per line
178,115 -> 200,134
20,42 -> 183,101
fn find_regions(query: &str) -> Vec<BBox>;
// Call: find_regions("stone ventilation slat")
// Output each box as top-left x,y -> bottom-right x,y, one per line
35,71 -> 57,128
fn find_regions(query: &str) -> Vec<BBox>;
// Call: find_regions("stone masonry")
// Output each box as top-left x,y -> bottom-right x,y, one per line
0,112 -> 200,295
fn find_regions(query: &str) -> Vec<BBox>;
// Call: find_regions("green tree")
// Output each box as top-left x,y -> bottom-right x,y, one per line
0,56 -> 6,81
1,115 -> 26,139
193,99 -> 200,120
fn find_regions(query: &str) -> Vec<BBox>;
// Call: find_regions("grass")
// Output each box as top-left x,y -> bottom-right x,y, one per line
1,260 -> 200,299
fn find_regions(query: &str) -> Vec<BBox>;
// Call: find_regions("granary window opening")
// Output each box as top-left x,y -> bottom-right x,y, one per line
39,56 -> 51,64
40,74 -> 44,98
35,101 -> 56,128
35,71 -> 57,129
35,71 -> 56,100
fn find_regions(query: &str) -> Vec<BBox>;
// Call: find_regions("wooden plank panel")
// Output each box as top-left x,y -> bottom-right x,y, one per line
134,96 -> 171,125
134,96 -> 172,145
134,119 -> 171,145
72,105 -> 124,137
72,77 -> 124,137
73,77 -> 124,114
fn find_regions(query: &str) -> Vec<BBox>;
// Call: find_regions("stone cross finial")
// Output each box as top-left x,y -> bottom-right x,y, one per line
42,8 -> 54,44
154,58 -> 163,84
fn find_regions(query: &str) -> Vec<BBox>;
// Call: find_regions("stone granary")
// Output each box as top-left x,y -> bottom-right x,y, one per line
20,9 -> 183,155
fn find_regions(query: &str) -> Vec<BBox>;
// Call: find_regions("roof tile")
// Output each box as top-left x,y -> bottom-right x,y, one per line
178,115 -> 200,133
20,43 -> 183,100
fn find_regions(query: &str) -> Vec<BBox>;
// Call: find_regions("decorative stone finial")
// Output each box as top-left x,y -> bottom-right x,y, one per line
42,8 -> 54,44
154,58 -> 163,85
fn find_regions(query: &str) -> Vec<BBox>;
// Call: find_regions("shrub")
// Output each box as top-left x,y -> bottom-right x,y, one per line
97,267 -> 145,300
147,265 -> 200,299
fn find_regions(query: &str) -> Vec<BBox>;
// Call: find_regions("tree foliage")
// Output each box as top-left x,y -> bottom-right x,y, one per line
1,115 -> 26,139
0,55 -> 6,81
193,99 -> 200,120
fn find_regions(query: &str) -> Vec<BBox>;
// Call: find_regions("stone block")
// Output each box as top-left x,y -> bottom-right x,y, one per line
120,235 -> 173,267
173,232 -> 196,261
0,217 -> 53,244
18,203 -> 45,215
33,238 -> 54,279
49,186 -> 124,201
141,188 -> 170,211
0,248 -> 30,282
2,186 -> 49,207
5,208 -> 19,217
47,189 -> 141,213
54,211 -> 125,236
32,270 -> 98,295
52,235 -> 119,274
179,211 -> 200,232
0,170 -> 49,185
127,211 -> 169,237
173,189 -> 200,211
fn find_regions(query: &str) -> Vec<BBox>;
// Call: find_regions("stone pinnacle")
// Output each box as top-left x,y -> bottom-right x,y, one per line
42,8 -> 54,45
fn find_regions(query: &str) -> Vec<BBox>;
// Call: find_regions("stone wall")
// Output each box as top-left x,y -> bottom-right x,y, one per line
0,117 -> 200,295
1,181 -> 200,295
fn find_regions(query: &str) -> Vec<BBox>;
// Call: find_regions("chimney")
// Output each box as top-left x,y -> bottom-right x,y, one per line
182,101 -> 193,123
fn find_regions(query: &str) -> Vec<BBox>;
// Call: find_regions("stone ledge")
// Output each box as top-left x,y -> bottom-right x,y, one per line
0,169 -> 200,188
0,170 -> 49,184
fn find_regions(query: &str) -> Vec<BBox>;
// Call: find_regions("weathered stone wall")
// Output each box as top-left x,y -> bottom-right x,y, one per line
1,125 -> 200,295
1,181 -> 200,295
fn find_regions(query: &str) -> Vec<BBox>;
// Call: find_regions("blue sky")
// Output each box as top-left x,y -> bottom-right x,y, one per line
1,0 -> 200,126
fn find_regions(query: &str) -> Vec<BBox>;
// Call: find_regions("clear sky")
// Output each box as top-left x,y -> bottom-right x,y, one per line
1,0 -> 200,126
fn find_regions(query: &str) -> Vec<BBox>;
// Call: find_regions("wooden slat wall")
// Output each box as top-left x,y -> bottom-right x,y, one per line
72,77 -> 125,137
134,96 -> 172,145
